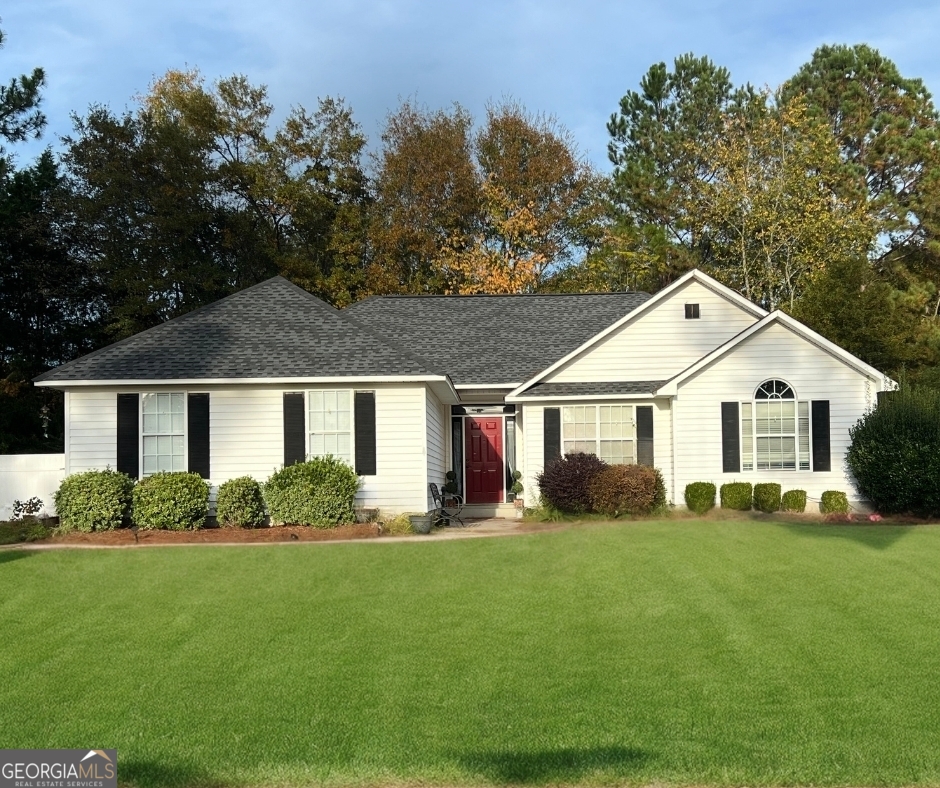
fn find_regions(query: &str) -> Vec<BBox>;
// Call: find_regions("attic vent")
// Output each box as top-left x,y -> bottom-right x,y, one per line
685,303 -> 700,319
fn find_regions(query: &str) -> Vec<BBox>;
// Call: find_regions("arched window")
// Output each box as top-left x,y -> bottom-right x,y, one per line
741,380 -> 810,471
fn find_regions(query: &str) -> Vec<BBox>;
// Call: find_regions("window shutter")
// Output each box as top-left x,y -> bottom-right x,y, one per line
116,393 -> 139,478
354,391 -> 377,476
721,402 -> 740,473
283,392 -> 306,466
811,400 -> 831,472
636,406 -> 654,466
187,393 -> 210,479
543,407 -> 561,467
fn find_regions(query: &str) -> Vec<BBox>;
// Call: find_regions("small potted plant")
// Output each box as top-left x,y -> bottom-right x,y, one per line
442,471 -> 459,506
510,470 -> 523,509
408,513 -> 433,534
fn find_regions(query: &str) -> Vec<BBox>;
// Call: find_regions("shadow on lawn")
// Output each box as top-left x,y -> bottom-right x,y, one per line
771,519 -> 916,550
120,759 -> 225,788
456,745 -> 650,784
0,549 -> 35,565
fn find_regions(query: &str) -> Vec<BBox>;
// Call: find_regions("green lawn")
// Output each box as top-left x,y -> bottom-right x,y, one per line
3,520 -> 940,787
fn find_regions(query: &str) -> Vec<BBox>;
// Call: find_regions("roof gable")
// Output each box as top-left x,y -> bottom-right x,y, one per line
35,277 -> 445,384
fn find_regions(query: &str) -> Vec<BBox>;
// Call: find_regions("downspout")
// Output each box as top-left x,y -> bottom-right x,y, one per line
670,395 -> 678,507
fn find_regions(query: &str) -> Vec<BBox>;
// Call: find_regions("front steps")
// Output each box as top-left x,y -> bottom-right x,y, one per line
459,503 -> 519,520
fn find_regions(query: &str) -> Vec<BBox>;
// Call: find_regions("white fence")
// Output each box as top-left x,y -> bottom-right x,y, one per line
0,454 -> 66,520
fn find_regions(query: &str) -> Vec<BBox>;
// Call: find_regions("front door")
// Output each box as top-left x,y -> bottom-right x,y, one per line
465,416 -> 504,504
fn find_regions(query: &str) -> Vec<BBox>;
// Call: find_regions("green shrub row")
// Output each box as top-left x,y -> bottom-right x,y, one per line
682,482 -> 848,515
53,457 -> 361,532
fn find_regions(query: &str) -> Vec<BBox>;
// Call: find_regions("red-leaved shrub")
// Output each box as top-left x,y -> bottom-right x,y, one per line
537,453 -> 608,514
589,464 -> 662,516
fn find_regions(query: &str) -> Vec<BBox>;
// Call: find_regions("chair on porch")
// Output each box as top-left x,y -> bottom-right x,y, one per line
429,483 -> 466,528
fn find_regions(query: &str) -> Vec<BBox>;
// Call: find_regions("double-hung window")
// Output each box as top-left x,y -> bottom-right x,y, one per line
741,380 -> 810,471
141,392 -> 185,475
562,404 -> 635,464
308,390 -> 352,463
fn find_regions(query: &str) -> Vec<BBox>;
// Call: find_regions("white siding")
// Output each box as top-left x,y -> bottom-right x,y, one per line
210,389 -> 283,483
425,387 -> 446,509
364,386 -> 427,513
521,399 -> 675,504
0,454 -> 65,519
67,390 -> 117,473
674,321 -> 881,505
545,280 -> 758,383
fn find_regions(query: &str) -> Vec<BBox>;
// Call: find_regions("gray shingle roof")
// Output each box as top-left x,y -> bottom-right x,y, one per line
345,291 -> 650,385
36,277 -> 443,382
514,381 -> 667,398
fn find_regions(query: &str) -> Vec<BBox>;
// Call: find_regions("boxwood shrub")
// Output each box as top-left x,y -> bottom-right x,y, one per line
847,384 -> 940,515
820,490 -> 850,515
537,453 -> 608,514
589,464 -> 662,516
133,472 -> 210,531
54,469 -> 134,533
216,476 -> 266,527
753,483 -> 781,513
781,489 -> 807,513
263,457 -> 360,527
684,482 -> 716,514
720,482 -> 753,511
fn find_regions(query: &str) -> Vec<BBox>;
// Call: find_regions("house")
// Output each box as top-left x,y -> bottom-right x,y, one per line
32,269 -> 892,516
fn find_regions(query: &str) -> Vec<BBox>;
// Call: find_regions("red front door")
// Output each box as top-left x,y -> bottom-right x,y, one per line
465,417 -> 504,504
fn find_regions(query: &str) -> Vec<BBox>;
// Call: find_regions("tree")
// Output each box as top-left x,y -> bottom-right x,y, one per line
0,26 -> 45,168
687,96 -> 873,310
367,100 -> 480,294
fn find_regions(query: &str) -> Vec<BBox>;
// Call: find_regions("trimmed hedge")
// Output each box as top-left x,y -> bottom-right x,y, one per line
589,464 -> 660,516
753,483 -> 781,513
684,482 -> 716,514
133,472 -> 210,530
263,457 -> 360,527
536,453 -> 607,514
820,490 -> 850,515
216,476 -> 266,527
720,482 -> 753,511
847,385 -> 940,515
781,489 -> 807,513
54,469 -> 134,533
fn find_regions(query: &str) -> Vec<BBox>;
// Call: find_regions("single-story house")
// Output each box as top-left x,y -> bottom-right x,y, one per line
34,269 -> 893,516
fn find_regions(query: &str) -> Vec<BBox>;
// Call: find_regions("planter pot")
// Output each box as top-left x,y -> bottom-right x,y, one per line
409,514 -> 433,534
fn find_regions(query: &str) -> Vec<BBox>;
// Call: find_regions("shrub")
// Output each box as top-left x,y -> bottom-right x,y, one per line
781,489 -> 807,513
753,483 -> 781,513
133,472 -> 210,531
442,470 -> 459,495
589,464 -> 659,516
510,469 -> 524,496
536,453 -> 608,514
720,482 -> 753,511
847,384 -> 940,515
820,490 -> 850,515
54,469 -> 134,533
382,513 -> 414,536
651,468 -> 667,511
216,476 -> 266,527
684,482 -> 716,514
263,457 -> 360,527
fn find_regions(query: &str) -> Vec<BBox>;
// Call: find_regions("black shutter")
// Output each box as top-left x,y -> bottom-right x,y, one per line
187,393 -> 210,479
283,392 -> 306,466
636,406 -> 654,466
721,402 -> 740,473
116,393 -> 139,478
354,391 -> 377,476
812,400 -> 831,472
544,407 -> 561,466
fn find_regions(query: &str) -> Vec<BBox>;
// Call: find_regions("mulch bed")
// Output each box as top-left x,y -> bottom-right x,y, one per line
50,523 -> 383,545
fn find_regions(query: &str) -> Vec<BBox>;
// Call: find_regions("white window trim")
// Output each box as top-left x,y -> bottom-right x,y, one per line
139,391 -> 188,479
561,403 -> 637,464
304,388 -> 356,466
739,383 -> 812,472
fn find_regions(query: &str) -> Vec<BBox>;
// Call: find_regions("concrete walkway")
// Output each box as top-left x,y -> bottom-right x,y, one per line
0,518 -> 534,551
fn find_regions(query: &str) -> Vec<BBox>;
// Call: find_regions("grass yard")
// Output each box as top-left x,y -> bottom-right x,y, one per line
3,520 -> 940,787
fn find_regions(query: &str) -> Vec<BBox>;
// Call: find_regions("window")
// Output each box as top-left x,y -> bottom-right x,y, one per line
685,303 -> 700,319
308,390 -> 352,463
741,381 -> 809,471
563,404 -> 635,464
141,392 -> 185,475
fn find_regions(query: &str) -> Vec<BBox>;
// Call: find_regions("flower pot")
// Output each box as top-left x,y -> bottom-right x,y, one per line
409,514 -> 433,534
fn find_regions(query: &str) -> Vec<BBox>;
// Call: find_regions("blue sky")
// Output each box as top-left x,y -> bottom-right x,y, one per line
4,0 -> 940,170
